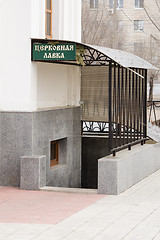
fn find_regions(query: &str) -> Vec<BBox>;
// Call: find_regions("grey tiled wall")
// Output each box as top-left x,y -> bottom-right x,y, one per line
0,107 -> 81,187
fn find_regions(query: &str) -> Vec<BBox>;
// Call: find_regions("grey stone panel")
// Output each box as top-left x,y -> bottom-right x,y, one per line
32,112 -> 53,150
0,149 -> 21,186
33,147 -> 50,170
72,107 -> 81,120
67,137 -> 81,170
40,156 -> 47,187
15,113 -> 32,150
20,155 -> 46,190
0,107 -> 81,188
32,109 -> 72,149
68,168 -> 81,188
73,121 -> 81,137
33,139 -> 68,182
1,112 -> 17,150
1,112 -> 32,151
59,138 -> 67,165
0,146 -> 33,187
98,143 -> 160,195
117,157 -> 133,192
0,112 -> 33,186
32,107 -> 81,188
72,108 -> 81,137
47,164 -> 69,187
98,158 -> 118,195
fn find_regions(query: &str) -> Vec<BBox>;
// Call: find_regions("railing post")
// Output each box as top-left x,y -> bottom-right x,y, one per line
143,70 -> 147,138
109,60 -> 113,152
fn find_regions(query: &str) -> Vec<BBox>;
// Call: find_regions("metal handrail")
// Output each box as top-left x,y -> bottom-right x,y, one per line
147,100 -> 160,126
111,137 -> 149,156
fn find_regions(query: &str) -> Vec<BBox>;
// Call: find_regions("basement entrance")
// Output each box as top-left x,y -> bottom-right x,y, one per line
81,136 -> 110,188
31,38 -> 157,190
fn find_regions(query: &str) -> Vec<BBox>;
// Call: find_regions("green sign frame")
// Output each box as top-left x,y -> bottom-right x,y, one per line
32,42 -> 76,61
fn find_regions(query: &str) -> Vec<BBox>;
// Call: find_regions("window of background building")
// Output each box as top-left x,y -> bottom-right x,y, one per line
135,0 -> 144,8
109,0 -> 123,9
109,0 -> 114,9
50,141 -> 59,167
46,0 -> 52,38
90,0 -> 99,9
134,42 -> 143,53
134,20 -> 144,31
117,20 -> 123,31
117,0 -> 123,9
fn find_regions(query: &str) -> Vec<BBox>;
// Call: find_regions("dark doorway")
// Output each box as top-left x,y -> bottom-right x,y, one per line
81,136 -> 110,189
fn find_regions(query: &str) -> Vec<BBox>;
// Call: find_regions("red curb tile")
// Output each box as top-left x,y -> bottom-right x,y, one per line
0,187 -> 105,225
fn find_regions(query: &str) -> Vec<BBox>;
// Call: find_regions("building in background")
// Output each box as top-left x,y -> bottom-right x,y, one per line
82,0 -> 160,90
0,0 -> 82,188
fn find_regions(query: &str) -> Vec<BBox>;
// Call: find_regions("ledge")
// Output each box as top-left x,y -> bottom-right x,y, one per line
98,142 -> 160,195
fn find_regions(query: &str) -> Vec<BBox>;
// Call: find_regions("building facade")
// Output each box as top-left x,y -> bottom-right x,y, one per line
0,0 -> 82,187
82,0 -> 160,84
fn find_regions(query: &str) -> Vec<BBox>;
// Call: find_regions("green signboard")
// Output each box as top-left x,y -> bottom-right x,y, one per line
32,43 -> 76,61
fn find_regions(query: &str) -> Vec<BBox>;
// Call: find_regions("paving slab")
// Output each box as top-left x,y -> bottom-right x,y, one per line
0,187 -> 104,225
1,169 -> 160,239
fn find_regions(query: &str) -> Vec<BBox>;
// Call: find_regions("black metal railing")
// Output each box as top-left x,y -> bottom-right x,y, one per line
81,49 -> 147,156
108,64 -> 147,155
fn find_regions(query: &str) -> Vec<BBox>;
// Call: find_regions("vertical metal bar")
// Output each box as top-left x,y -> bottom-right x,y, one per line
139,69 -> 142,139
129,70 -> 132,143
116,66 -> 119,147
81,121 -> 83,135
135,69 -> 138,140
112,63 -> 115,144
118,65 -> 121,146
148,103 -> 152,122
143,69 -> 147,138
114,63 -> 117,148
132,70 -> 136,141
126,69 -> 129,144
153,102 -> 157,124
121,67 -> 125,145
109,61 -> 113,152
137,69 -> 140,140
142,70 -> 144,137
112,67 -> 115,133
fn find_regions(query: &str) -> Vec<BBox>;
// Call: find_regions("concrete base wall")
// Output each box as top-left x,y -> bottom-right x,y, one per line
0,107 -> 81,188
98,142 -> 160,195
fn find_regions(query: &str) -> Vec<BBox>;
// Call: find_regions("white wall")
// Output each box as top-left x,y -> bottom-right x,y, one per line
37,63 -> 81,109
31,0 -> 45,39
0,0 -> 38,111
0,0 -> 81,111
52,0 -> 81,42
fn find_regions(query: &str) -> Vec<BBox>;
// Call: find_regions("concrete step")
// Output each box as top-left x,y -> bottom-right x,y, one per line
40,186 -> 98,194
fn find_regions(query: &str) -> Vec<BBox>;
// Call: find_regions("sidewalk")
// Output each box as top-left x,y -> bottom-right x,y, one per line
1,169 -> 160,239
